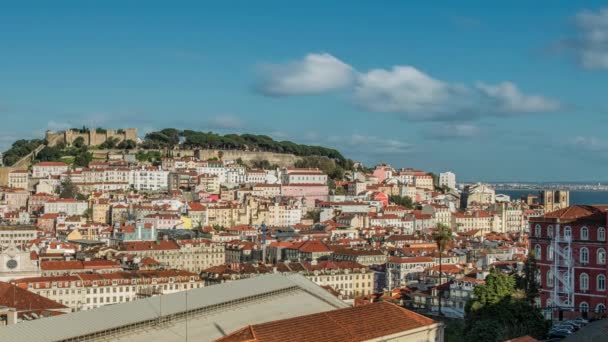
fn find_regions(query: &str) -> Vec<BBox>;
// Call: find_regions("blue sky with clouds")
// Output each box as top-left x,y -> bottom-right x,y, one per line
1,1 -> 607,182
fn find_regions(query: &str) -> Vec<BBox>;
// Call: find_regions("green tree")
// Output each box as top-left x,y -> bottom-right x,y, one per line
117,139 -> 136,149
73,137 -> 86,148
388,195 -> 414,209
59,178 -> 79,199
304,210 -> 321,223
217,150 -> 224,160
465,297 -> 549,341
73,151 -> 92,167
432,223 -> 453,315
518,252 -> 540,305
467,268 -> 516,313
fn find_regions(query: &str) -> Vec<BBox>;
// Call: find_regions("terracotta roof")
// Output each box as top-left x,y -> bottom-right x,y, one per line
0,281 -> 67,311
216,302 -> 437,342
122,240 -> 180,251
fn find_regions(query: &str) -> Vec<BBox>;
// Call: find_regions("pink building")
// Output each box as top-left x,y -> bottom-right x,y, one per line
281,184 -> 329,207
372,165 -> 393,183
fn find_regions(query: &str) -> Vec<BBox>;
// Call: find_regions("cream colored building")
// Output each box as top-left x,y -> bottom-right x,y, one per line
13,270 -> 202,311
8,170 -> 29,189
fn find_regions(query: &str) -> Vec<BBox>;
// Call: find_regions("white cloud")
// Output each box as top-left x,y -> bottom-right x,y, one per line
255,53 -> 560,120
354,66 -> 559,120
475,82 -> 560,113
255,53 -> 354,96
574,7 -> 608,69
354,66 -> 464,118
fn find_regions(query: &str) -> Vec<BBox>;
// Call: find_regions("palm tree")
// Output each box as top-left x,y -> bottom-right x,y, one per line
432,223 -> 453,316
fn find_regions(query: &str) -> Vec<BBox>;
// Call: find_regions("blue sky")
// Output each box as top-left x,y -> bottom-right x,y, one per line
1,1 -> 608,182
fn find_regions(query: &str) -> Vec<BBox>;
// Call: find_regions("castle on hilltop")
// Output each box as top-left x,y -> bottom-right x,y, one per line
45,128 -> 138,147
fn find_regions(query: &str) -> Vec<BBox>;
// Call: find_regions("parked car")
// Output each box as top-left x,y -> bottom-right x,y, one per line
571,317 -> 589,325
548,329 -> 572,338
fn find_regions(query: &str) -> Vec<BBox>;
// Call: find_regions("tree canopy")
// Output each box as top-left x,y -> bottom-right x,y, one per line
388,195 -> 414,209
142,129 -> 348,164
2,139 -> 45,166
463,268 -> 549,341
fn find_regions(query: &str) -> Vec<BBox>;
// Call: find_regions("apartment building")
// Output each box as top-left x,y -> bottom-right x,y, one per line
0,226 -> 37,250
129,167 -> 169,191
530,205 -> 608,319
32,162 -> 69,179
386,256 -> 436,290
120,240 -> 225,273
12,270 -> 203,311
44,199 -> 88,216
281,168 -> 327,185
8,170 -> 29,189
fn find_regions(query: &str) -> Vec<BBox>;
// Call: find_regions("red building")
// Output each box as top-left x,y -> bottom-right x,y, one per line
529,205 -> 608,320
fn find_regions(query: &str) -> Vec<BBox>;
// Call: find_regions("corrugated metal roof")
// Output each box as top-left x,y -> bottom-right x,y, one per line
0,274 -> 348,342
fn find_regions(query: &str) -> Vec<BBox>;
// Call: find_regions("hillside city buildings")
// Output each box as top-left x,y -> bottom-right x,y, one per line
0,140 -> 582,339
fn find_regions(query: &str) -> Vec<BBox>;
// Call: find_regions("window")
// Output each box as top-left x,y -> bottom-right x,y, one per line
599,228 -> 606,241
581,247 -> 589,264
580,273 -> 589,290
598,248 -> 606,265
547,245 -> 554,261
547,270 -> 553,287
547,225 -> 553,238
534,245 -> 542,260
535,224 -> 541,237
580,302 -> 589,313
596,303 -> 606,314
581,227 -> 589,240
598,275 -> 606,291
564,226 -> 572,240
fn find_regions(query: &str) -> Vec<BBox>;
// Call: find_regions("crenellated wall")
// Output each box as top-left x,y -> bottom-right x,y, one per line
46,128 -> 138,147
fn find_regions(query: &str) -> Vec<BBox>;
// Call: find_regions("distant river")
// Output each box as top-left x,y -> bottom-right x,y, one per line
497,189 -> 608,205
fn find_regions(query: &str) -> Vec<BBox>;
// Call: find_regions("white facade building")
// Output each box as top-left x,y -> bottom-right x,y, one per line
130,167 -> 169,191
439,171 -> 456,190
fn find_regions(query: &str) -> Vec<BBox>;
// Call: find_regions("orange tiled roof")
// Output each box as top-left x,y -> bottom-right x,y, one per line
215,302 -> 437,342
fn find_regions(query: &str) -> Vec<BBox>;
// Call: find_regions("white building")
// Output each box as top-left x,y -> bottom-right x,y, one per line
386,256 -> 436,290
32,162 -> 69,179
268,203 -> 302,227
130,167 -> 169,191
44,199 -> 88,216
8,170 -> 29,189
439,171 -> 456,190
281,168 -> 327,185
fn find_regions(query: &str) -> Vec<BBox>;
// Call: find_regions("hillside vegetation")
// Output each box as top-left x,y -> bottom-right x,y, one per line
142,129 -> 346,161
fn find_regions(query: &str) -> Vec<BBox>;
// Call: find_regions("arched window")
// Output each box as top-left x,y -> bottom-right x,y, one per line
599,227 -> 606,241
535,269 -> 541,285
581,227 -> 589,240
580,273 -> 589,290
547,270 -> 553,287
580,302 -> 589,312
598,248 -> 606,265
596,303 -> 606,314
597,274 -> 606,291
547,225 -> 553,238
547,245 -> 554,261
534,244 -> 542,260
581,247 -> 589,264
535,224 -> 541,237
564,226 -> 572,240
